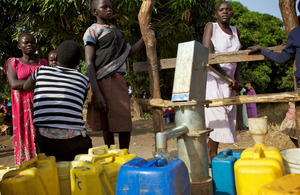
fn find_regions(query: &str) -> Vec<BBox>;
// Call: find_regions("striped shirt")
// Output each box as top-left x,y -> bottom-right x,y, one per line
31,66 -> 89,130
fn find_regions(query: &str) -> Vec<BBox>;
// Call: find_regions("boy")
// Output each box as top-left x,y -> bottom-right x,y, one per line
24,40 -> 92,161
48,50 -> 58,66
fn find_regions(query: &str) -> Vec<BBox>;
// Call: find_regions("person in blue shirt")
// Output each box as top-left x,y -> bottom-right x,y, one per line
247,26 -> 300,91
248,26 -> 300,147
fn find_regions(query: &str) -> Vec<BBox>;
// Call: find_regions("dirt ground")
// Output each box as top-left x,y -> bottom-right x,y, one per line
0,118 -> 296,167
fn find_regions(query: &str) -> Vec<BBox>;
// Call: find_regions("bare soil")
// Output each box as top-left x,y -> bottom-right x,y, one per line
0,118 -> 296,167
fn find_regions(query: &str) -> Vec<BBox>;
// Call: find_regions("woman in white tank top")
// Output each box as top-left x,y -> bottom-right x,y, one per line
202,1 -> 242,165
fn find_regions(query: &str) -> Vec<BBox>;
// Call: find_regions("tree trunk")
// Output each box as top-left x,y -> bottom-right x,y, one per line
131,94 -> 143,120
279,0 -> 299,34
279,0 -> 300,146
138,0 -> 164,138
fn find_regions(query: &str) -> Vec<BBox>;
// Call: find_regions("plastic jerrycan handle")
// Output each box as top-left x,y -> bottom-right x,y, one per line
253,145 -> 263,160
91,153 -> 117,164
20,157 -> 38,169
221,149 -> 232,157
88,145 -> 109,155
19,153 -> 47,169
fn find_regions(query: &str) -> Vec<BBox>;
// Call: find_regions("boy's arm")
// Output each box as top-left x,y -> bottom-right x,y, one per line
23,76 -> 36,91
85,44 -> 106,111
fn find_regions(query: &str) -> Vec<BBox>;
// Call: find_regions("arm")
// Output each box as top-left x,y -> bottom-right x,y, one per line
248,45 -> 293,65
23,76 -> 36,91
130,38 -> 144,56
6,59 -> 26,90
85,44 -> 106,110
130,23 -> 154,56
248,30 -> 295,65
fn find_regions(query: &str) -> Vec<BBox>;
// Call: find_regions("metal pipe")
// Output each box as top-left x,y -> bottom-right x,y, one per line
156,125 -> 189,152
205,64 -> 231,85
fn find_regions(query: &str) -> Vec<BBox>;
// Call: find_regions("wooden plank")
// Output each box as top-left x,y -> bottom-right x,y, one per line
137,92 -> 300,108
133,58 -> 176,72
133,45 -> 285,72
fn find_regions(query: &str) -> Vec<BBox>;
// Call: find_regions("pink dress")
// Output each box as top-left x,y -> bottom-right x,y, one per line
205,23 -> 241,143
4,57 -> 48,165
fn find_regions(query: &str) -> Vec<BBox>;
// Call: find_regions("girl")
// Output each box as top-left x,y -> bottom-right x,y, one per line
83,0 -> 152,149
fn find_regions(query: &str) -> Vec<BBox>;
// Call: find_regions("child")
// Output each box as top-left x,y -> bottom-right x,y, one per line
245,83 -> 257,118
48,50 -> 57,66
23,40 -> 92,161
202,1 -> 241,165
4,33 -> 48,165
83,0 -> 151,149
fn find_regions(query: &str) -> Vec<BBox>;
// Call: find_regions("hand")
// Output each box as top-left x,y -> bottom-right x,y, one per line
93,92 -> 107,112
228,78 -> 242,93
148,22 -> 155,30
247,45 -> 263,54
232,82 -> 243,93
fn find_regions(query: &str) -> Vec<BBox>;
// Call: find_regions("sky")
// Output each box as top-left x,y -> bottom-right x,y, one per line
232,0 -> 300,21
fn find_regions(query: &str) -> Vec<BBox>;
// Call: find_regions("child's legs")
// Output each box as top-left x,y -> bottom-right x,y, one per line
119,132 -> 131,149
103,131 -> 131,149
103,131 -> 115,147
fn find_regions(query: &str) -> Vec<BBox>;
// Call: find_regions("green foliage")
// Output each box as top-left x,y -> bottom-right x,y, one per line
0,0 -> 292,100
228,1 -> 289,94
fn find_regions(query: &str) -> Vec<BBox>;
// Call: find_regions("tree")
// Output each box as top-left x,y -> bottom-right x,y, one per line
0,1 -> 23,101
228,1 -> 288,94
0,0 -> 289,102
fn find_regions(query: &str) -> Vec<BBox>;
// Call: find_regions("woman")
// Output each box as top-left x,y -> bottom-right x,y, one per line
4,33 -> 48,165
202,1 -> 241,165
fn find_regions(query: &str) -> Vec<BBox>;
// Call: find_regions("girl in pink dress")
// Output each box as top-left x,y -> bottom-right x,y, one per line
4,33 -> 48,165
202,2 -> 241,165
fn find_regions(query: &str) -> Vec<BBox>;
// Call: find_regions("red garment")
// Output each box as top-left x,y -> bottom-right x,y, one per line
4,57 -> 48,165
164,108 -> 174,114
0,105 -> 7,115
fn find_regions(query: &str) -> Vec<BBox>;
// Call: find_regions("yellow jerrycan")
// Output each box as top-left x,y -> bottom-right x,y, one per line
0,165 -> 19,181
0,153 -> 60,195
75,145 -> 137,164
70,153 -> 118,195
57,160 -> 81,195
259,174 -> 300,195
234,144 -> 285,195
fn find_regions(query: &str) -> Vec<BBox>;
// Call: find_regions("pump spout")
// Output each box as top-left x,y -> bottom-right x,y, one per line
156,125 -> 189,152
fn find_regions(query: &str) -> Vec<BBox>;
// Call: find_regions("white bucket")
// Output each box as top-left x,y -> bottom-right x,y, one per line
280,148 -> 300,174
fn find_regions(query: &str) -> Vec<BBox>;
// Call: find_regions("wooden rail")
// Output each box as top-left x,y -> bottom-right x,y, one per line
133,45 -> 285,72
137,92 -> 300,108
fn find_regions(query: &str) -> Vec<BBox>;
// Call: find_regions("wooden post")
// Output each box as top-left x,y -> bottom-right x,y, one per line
138,0 -> 164,137
279,0 -> 300,146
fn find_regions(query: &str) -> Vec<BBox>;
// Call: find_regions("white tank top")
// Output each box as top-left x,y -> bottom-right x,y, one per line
211,22 -> 241,78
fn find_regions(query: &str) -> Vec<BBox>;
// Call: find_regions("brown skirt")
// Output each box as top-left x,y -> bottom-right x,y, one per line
86,72 -> 132,132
